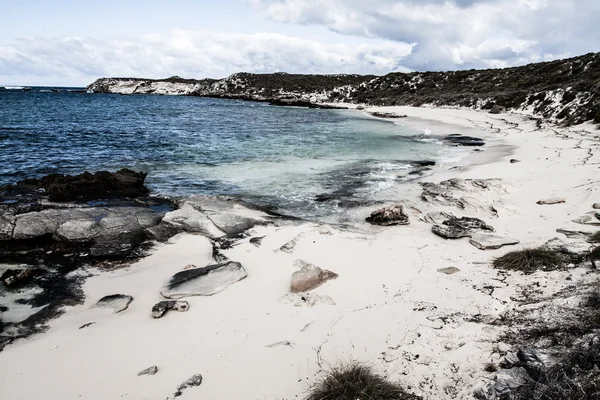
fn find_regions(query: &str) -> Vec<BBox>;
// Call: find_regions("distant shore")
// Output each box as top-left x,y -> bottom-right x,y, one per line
1,104 -> 598,399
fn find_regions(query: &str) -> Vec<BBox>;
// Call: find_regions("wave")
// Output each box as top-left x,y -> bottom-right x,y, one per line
4,86 -> 24,90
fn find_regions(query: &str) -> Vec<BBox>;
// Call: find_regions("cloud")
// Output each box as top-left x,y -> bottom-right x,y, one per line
0,30 -> 412,86
251,0 -> 600,71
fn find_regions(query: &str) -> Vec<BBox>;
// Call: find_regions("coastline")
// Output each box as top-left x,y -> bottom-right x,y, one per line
1,105 -> 598,399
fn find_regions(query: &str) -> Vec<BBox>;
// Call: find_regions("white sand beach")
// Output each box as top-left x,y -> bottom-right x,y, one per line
1,106 -> 598,400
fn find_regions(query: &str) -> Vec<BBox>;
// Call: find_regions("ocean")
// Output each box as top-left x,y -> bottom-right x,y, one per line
0,87 -> 471,221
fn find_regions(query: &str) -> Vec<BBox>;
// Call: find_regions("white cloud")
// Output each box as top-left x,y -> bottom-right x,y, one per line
0,30 -> 411,86
251,0 -> 600,71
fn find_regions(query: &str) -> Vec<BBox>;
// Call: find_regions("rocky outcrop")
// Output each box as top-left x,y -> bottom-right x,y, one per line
88,53 -> 600,125
160,262 -> 248,299
366,204 -> 409,226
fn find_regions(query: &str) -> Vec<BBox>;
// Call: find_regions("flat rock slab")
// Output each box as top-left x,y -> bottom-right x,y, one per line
438,267 -> 460,275
469,234 -> 520,250
537,197 -> 566,205
573,215 -> 600,226
96,294 -> 133,313
151,300 -> 189,319
161,262 -> 247,299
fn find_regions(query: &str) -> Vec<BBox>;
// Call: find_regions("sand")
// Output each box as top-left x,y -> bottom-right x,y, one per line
1,105 -> 598,400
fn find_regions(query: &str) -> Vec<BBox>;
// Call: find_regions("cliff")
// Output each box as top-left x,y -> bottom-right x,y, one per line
87,53 -> 600,125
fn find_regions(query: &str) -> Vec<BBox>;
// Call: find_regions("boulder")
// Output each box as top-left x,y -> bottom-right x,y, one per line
536,197 -> 566,205
290,263 -> 338,293
96,294 -> 133,313
366,204 -> 409,226
469,234 -> 520,250
138,366 -> 158,376
161,261 -> 247,299
432,216 -> 494,239
593,203 -> 600,210
151,300 -> 189,318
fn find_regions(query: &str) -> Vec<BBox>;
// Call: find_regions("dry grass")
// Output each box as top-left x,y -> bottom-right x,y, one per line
306,363 -> 420,400
493,248 -> 564,274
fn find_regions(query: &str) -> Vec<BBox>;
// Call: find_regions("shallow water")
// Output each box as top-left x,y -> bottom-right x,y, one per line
0,88 -> 470,219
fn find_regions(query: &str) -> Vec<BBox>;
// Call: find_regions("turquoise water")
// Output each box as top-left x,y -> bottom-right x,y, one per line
0,88 -> 466,219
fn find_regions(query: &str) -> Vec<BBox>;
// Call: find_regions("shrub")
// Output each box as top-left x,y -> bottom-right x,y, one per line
493,248 -> 564,273
306,363 -> 420,400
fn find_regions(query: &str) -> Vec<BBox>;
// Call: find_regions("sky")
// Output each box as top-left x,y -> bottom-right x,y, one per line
0,0 -> 598,86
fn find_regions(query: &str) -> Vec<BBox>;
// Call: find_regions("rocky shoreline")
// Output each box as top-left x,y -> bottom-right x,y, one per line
87,52 -> 600,126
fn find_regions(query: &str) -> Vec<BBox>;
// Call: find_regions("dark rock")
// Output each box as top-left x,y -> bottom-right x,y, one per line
174,373 -> 203,398
161,261 -> 247,299
79,322 -> 95,329
444,134 -> 485,147
151,300 -> 189,318
0,306 -> 7,313
366,204 -> 409,226
6,169 -> 149,202
1,268 -> 44,288
370,112 -> 407,118
432,216 -> 494,239
489,104 -> 505,114
510,159 -> 521,163
96,294 -> 133,313
138,365 -> 158,376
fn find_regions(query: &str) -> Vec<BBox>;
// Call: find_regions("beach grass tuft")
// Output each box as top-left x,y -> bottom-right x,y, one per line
493,248 -> 564,273
306,363 -> 420,400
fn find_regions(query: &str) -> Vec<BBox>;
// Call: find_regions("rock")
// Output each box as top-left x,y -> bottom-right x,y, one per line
420,211 -> 455,225
541,238 -> 590,256
151,300 -> 190,318
593,203 -> 600,210
1,268 -> 44,288
279,239 -> 297,253
207,212 -> 264,235
280,293 -> 336,307
489,104 -> 505,114
437,267 -> 460,275
444,134 -> 485,147
250,236 -> 265,247
96,294 -> 133,313
366,204 -> 409,226
536,197 -> 566,205
473,367 -> 529,400
174,373 -> 203,398
79,322 -> 95,329
469,234 -> 520,250
290,263 -> 338,293
14,169 -> 149,202
572,215 -> 600,226
162,204 -> 225,238
266,341 -> 294,348
138,366 -> 158,376
432,216 -> 494,239
510,159 -> 520,163
161,261 -> 247,299
556,229 -> 592,239
370,112 -> 407,118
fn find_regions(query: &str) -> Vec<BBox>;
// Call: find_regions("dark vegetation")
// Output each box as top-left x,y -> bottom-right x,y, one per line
307,363 -> 420,400
492,248 -> 567,273
89,52 -> 600,125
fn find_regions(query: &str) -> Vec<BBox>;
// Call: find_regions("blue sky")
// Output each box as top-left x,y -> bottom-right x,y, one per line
1,0 -> 598,86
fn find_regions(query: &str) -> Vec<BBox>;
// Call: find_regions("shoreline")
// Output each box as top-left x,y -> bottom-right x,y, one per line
0,105 -> 598,399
